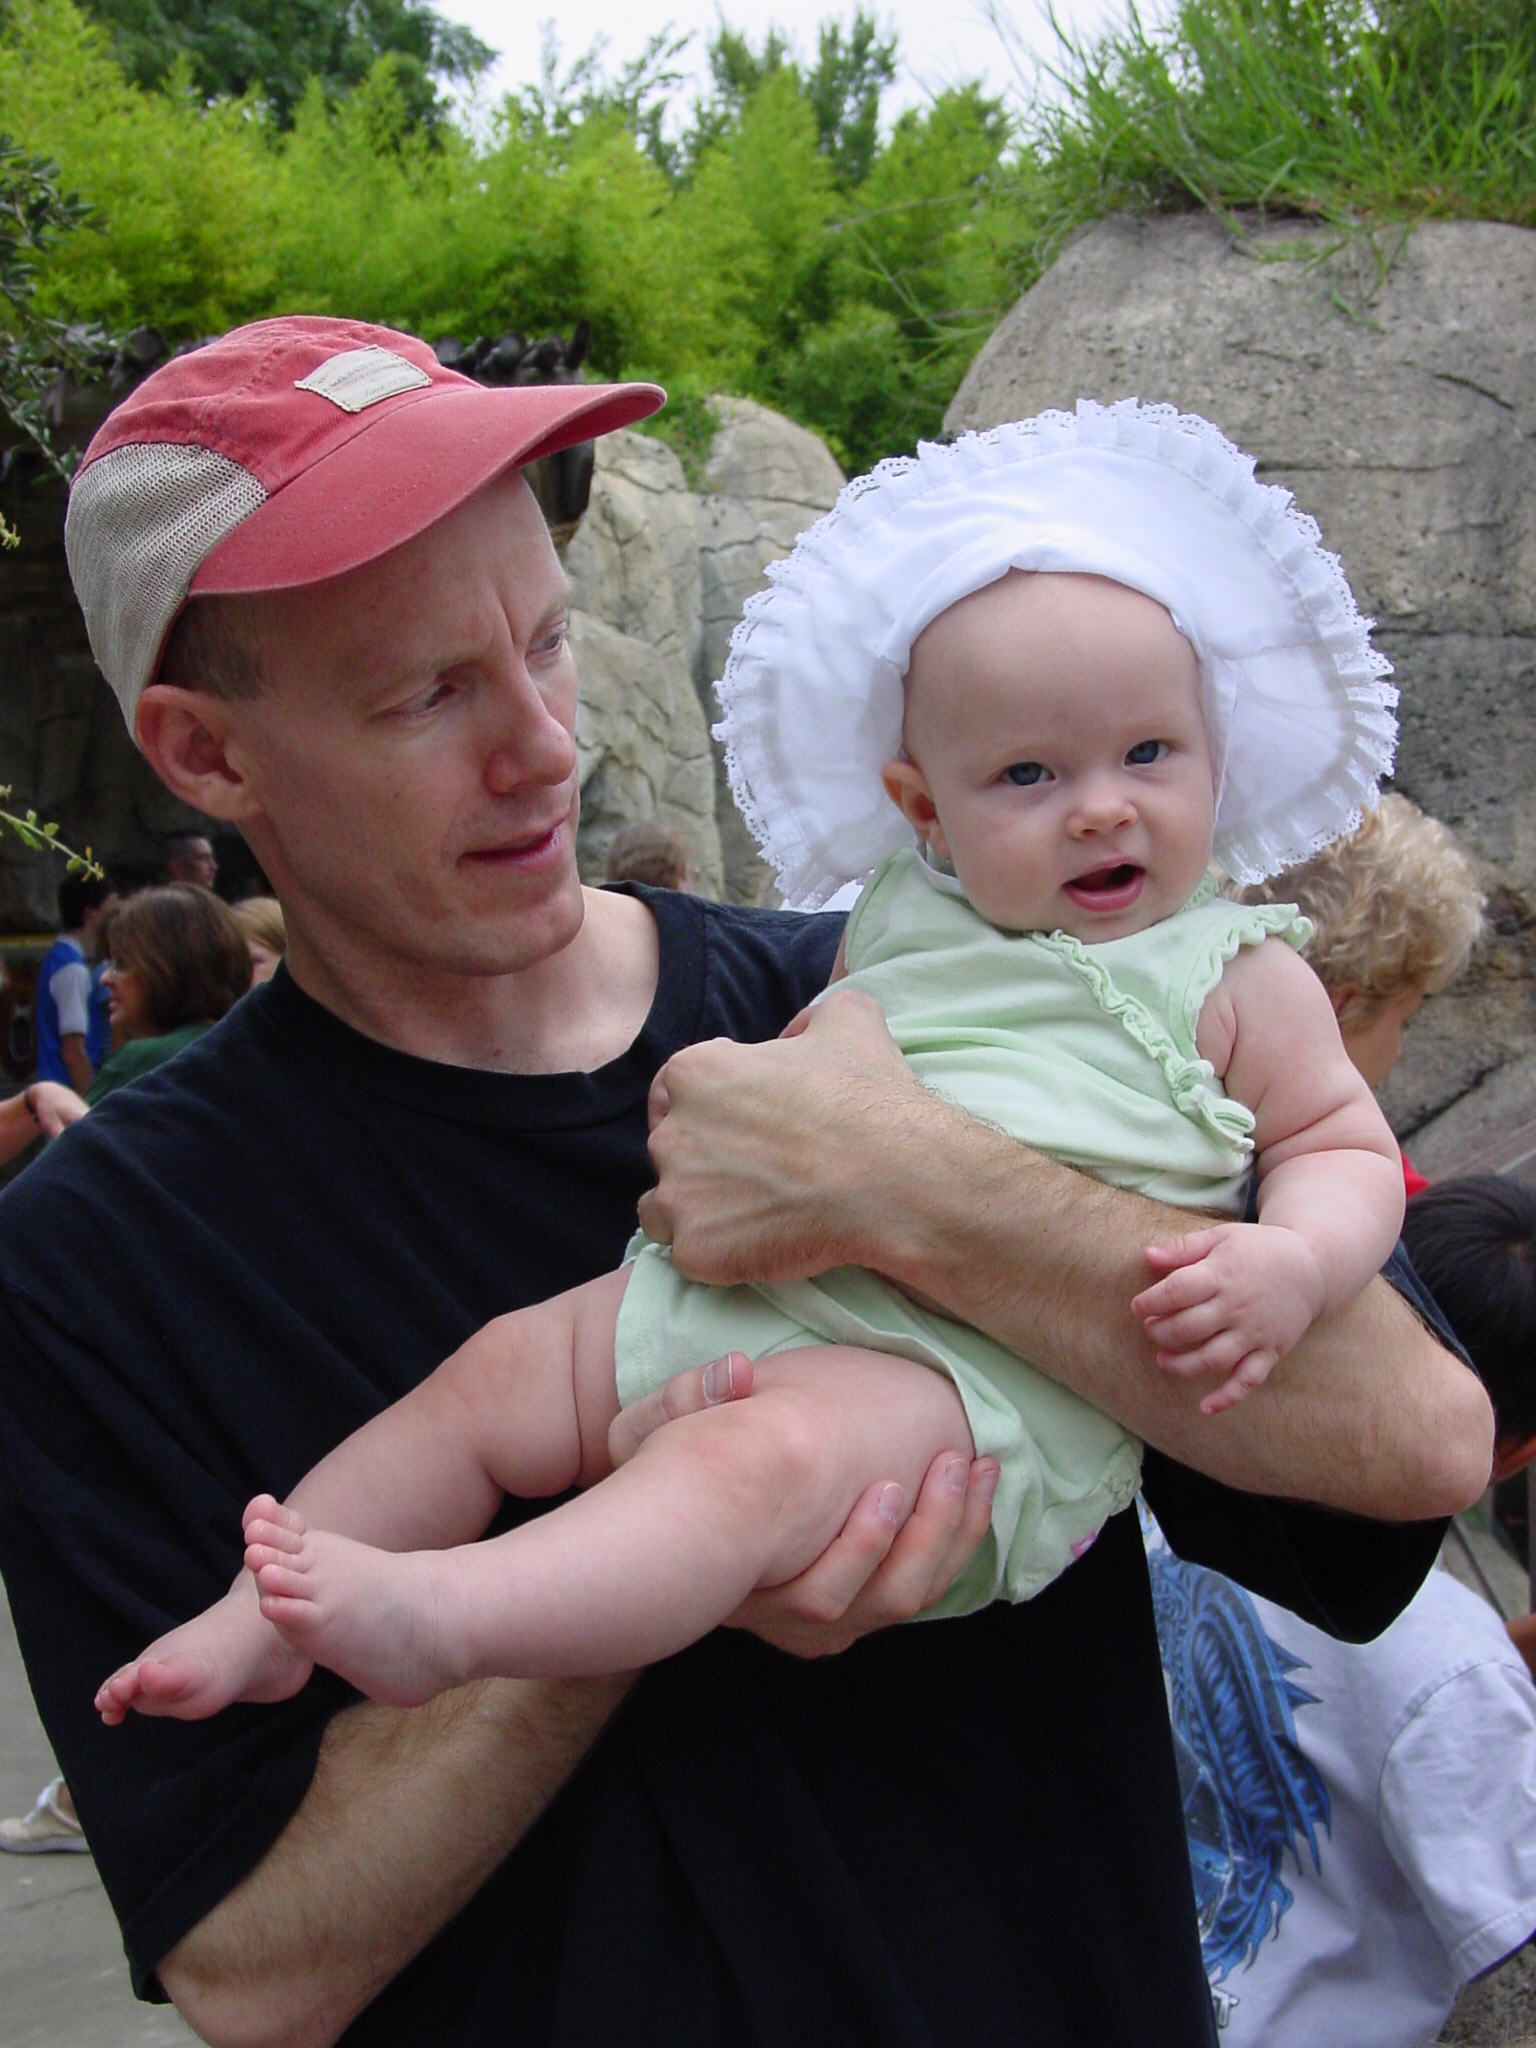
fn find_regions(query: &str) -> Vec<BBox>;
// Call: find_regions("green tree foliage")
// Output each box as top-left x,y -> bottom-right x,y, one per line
78,0 -> 493,127
2,0 -> 1529,483
0,133 -> 109,485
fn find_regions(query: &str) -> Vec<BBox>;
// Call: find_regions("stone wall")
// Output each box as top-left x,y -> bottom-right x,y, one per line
946,214 -> 1536,1165
566,397 -> 845,903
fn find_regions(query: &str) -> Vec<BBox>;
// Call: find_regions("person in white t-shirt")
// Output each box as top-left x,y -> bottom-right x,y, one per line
1149,1173 -> 1536,2044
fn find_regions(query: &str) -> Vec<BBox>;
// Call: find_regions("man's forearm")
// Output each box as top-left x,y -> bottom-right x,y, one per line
643,999 -> 1493,1521
161,1673 -> 630,2048
841,1095 -> 1492,1519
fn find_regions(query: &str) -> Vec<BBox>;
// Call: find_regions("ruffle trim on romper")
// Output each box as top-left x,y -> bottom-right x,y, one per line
1028,891 -> 1310,1160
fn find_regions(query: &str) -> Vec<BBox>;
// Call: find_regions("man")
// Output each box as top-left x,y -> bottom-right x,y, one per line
0,317 -> 1491,2048
32,870 -> 114,1090
160,830 -> 218,890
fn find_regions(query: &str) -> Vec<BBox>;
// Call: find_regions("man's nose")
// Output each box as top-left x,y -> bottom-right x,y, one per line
481,667 -> 577,794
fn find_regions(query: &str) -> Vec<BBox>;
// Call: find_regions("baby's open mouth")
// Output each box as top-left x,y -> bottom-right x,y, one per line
1064,863 -> 1145,910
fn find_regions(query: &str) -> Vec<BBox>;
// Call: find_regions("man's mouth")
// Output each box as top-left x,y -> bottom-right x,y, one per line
1063,863 -> 1145,913
461,821 -> 565,868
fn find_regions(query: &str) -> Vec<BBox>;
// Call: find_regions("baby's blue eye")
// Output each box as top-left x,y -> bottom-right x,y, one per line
1126,740 -> 1169,766
1004,761 -> 1050,787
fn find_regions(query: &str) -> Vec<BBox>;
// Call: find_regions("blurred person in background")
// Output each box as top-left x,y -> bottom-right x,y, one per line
231,895 -> 285,985
159,830 -> 218,892
1236,791 -> 1484,1195
34,873 -> 116,1092
604,818 -> 696,893
89,884 -> 250,1104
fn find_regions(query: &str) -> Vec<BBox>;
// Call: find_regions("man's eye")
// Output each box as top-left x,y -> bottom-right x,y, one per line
1004,761 -> 1050,787
1126,740 -> 1169,766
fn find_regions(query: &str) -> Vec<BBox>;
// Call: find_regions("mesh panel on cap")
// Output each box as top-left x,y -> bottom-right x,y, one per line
65,442 -> 267,722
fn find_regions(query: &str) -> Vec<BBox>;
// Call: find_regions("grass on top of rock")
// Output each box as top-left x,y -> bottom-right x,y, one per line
1023,0 -> 1536,270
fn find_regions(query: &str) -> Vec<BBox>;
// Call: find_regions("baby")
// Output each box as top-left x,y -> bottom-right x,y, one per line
97,399 -> 1405,1724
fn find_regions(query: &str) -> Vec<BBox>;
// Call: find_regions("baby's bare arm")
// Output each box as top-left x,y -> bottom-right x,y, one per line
1213,940 -> 1404,1294
1136,943 -> 1405,1409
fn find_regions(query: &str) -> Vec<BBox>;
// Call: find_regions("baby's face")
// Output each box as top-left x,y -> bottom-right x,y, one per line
888,571 -> 1215,941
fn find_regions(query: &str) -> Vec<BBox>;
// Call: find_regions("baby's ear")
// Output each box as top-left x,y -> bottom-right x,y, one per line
881,758 -> 938,831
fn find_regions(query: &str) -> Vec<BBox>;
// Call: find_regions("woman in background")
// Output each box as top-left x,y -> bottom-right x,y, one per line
231,896 -> 285,986
89,884 -> 251,1104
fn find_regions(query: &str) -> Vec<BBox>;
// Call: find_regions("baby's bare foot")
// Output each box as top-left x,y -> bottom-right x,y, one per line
95,1576 -> 312,1726
251,1523 -> 468,1708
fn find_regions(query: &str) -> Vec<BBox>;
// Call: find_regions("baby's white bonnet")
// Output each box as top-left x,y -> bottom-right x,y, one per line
713,397 -> 1398,909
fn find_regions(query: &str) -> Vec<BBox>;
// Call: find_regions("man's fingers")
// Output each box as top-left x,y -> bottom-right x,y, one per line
868,1452 -> 990,1619
646,1064 -> 672,1133
730,1480 -> 907,1655
607,1352 -> 754,1467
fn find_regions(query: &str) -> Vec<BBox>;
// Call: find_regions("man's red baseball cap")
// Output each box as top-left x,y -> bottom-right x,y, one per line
63,315 -> 665,726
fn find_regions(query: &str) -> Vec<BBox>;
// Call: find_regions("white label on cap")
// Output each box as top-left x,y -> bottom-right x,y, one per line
294,346 -> 431,413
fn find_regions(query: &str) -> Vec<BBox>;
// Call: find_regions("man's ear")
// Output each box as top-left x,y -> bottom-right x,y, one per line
881,758 -> 951,863
134,684 -> 261,823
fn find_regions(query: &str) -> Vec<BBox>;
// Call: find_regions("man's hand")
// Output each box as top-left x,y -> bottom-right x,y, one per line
638,991 -> 925,1287
609,1350 -> 999,1655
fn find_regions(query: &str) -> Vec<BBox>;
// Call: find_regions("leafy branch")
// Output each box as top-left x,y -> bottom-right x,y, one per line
0,789 -> 102,877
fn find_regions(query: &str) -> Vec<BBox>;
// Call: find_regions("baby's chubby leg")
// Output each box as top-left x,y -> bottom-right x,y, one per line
253,1343 -> 978,1698
97,1268 -> 631,1723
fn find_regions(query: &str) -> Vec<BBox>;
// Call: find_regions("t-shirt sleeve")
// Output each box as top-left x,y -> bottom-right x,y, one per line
0,1277 -> 341,1996
1141,1241 -> 1464,1641
1379,1656 -> 1536,1978
48,959 -> 92,1040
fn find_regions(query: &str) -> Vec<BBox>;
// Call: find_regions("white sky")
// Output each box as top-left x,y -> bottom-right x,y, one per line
439,1 -> 1147,123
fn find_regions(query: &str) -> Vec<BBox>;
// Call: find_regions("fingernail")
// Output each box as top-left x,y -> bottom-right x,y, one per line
977,1462 -> 1000,1503
701,1354 -> 734,1403
945,1456 -> 969,1495
877,1483 -> 904,1525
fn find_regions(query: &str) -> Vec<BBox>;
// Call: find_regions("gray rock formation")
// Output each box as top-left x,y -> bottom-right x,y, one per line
567,402 -> 845,905
947,214 -> 1536,1161
695,399 -> 848,902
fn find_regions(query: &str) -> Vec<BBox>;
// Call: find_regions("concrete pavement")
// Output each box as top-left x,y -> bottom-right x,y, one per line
1,1583 -> 194,2047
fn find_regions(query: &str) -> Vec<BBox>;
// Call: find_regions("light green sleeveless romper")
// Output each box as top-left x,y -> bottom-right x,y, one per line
615,850 -> 1309,1616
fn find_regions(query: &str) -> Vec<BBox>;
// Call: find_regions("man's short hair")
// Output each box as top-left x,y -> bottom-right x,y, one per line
57,872 -> 113,932
1402,1175 -> 1536,1443
605,819 -> 694,892
1235,792 -> 1485,1024
157,596 -> 263,701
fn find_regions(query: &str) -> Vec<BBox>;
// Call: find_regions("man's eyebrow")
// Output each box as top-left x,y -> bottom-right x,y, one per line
534,576 -> 573,631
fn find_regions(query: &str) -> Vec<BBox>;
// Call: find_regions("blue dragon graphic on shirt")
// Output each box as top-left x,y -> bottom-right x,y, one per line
1144,1526 -> 1331,2008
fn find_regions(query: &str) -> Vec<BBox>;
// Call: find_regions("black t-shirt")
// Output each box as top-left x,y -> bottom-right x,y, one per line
0,885 -> 1444,2046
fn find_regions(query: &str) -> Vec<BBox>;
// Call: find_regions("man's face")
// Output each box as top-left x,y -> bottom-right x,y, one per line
214,471 -> 585,991
168,838 -> 217,889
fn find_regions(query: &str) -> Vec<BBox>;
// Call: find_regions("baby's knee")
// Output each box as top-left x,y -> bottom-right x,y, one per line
657,1388 -> 837,1525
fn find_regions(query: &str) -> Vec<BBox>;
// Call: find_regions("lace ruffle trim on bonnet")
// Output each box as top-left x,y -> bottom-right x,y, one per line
712,398 -> 1398,909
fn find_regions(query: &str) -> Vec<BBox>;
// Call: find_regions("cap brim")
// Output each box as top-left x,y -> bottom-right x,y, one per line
190,379 -> 664,595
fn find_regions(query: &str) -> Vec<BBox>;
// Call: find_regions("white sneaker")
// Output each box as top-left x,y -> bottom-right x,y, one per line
0,1777 -> 89,1854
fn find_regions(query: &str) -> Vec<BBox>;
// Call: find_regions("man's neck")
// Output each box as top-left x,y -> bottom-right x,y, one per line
283,888 -> 660,1076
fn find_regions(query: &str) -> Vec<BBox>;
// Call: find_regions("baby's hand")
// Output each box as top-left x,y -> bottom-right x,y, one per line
1131,1223 -> 1328,1416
